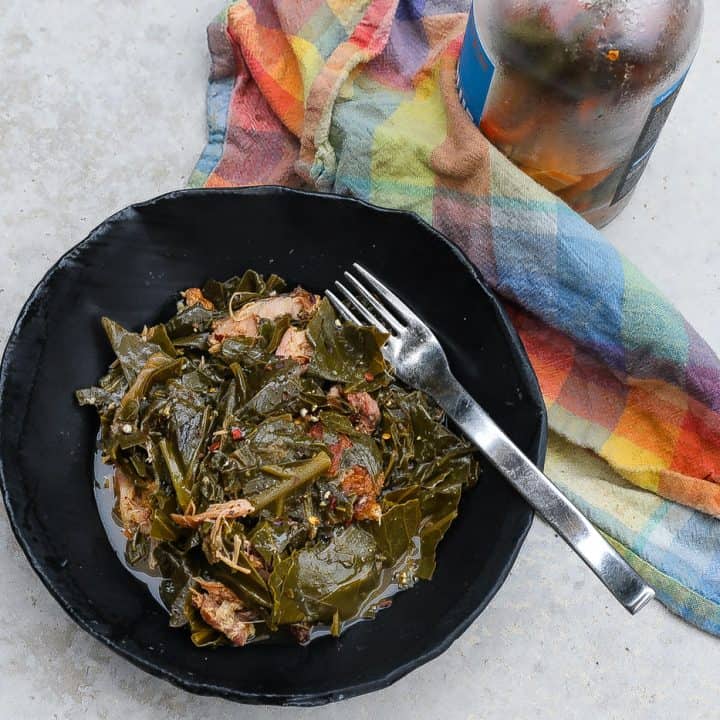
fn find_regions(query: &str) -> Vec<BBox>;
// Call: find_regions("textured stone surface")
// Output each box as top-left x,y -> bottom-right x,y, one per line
1,1 -> 718,718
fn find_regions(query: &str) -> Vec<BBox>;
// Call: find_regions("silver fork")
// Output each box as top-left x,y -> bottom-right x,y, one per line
327,263 -> 655,615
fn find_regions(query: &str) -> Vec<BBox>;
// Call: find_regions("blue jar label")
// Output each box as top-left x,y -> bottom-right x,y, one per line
612,73 -> 687,205
457,4 -> 495,125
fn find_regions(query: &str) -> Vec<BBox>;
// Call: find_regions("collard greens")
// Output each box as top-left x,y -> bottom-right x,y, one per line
77,272 -> 479,647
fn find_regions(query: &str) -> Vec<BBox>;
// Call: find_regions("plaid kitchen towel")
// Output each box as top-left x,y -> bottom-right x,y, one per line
189,0 -> 720,634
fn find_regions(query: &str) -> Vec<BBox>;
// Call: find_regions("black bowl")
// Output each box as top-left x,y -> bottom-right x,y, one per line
0,187 -> 546,705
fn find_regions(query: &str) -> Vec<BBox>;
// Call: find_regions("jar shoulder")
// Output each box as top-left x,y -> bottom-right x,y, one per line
471,0 -> 703,84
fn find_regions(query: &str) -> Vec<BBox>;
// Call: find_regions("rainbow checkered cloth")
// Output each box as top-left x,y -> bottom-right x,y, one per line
189,0 -> 720,634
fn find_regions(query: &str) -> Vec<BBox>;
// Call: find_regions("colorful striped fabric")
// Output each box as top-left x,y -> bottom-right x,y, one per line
189,0 -> 720,635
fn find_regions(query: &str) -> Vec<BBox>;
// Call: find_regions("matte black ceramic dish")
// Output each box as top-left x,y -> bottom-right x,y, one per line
0,187 -> 546,706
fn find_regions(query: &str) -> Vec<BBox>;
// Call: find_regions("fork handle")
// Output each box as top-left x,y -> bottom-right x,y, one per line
436,379 -> 655,615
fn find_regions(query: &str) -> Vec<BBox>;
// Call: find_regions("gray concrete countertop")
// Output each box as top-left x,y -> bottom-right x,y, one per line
1,2 -> 718,718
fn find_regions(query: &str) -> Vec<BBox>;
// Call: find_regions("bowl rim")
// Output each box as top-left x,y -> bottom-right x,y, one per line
0,185 -> 546,705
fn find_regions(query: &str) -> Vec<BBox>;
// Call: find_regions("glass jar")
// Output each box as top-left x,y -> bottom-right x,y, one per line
457,0 -> 703,227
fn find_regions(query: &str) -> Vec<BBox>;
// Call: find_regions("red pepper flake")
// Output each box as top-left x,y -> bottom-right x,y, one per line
308,422 -> 324,440
231,427 -> 244,441
208,441 -> 221,452
328,496 -> 337,511
364,372 -> 375,382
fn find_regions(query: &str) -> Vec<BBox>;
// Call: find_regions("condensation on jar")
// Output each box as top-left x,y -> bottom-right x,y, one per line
457,0 -> 703,227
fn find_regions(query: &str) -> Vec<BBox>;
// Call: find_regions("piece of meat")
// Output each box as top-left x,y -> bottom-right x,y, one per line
326,385 -> 343,408
234,287 -> 319,325
287,287 -> 321,319
114,468 -> 154,538
339,465 -> 384,522
191,578 -> 256,647
347,392 -> 381,434
210,288 -> 320,349
170,498 -> 254,529
211,315 -> 259,343
275,327 -> 313,363
353,496 -> 383,523
289,623 -> 311,644
194,578 -> 239,603
231,287 -> 320,327
328,434 -> 353,476
182,287 -> 214,310
339,465 -> 376,500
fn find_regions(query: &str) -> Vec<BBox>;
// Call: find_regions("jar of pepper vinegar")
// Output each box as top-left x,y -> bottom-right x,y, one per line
457,0 -> 703,227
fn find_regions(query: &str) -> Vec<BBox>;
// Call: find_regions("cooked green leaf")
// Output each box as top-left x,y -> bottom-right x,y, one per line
78,272 -> 479,648
269,525 -> 381,626
371,500 -> 421,567
102,317 -> 164,383
307,299 -> 388,385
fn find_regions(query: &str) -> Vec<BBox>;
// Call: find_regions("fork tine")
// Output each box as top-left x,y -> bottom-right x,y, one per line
352,263 -> 421,325
325,289 -> 362,325
343,272 -> 404,333
334,282 -> 389,334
